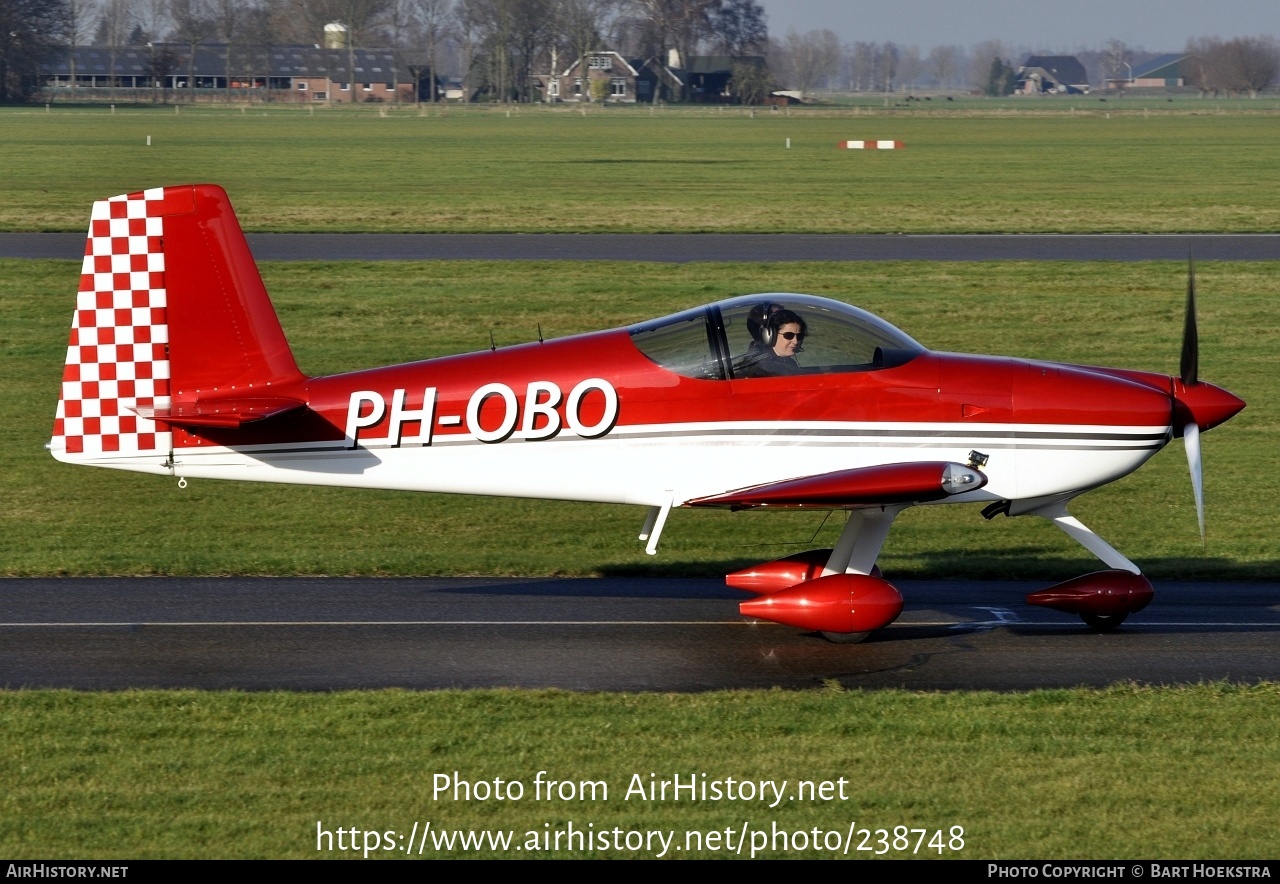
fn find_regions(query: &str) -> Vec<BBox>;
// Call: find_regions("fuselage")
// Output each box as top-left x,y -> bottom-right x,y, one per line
148,326 -> 1176,510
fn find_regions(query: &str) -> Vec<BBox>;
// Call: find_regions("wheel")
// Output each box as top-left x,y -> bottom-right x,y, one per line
821,630 -> 871,644
1081,612 -> 1127,632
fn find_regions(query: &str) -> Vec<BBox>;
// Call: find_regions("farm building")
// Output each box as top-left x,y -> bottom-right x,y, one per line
1017,55 -> 1090,94
1104,54 -> 1195,90
538,51 -> 765,104
42,45 -> 425,102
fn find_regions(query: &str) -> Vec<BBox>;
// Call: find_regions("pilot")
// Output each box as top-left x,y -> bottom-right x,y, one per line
737,307 -> 807,378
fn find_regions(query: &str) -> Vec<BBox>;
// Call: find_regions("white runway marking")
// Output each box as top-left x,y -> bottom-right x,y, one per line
2,619 -> 1275,628
0,620 -> 761,627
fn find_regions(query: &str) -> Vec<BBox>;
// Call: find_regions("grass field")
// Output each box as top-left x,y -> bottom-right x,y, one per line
2,684 -> 1279,859
3,103 -> 1280,233
3,258 -> 1274,578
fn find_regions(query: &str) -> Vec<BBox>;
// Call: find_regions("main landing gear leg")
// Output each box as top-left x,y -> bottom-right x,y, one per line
819,505 -> 906,643
823,505 -> 905,577
1026,501 -> 1152,632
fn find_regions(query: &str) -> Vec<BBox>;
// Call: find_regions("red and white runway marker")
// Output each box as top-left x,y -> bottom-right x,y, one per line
838,140 -> 905,149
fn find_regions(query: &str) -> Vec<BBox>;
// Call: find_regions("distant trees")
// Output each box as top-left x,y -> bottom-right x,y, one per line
927,43 -> 957,88
558,0 -> 618,103
1099,38 -> 1130,87
1187,36 -> 1279,97
773,26 -> 881,95
411,0 -> 450,100
1,0 -> 70,100
459,0 -> 556,102
969,38 -> 1012,92
727,54 -> 767,102
775,27 -> 837,95
28,0 -> 1280,106
983,56 -> 1016,96
706,0 -> 762,55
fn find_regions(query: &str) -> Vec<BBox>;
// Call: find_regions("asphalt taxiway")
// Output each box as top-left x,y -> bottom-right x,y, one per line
2,578 -> 1276,691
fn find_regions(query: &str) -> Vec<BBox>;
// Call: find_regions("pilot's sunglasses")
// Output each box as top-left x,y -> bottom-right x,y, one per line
779,332 -> 804,340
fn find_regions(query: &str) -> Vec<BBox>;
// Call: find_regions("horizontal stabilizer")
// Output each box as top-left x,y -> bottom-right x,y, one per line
133,397 -> 306,429
688,461 -> 986,509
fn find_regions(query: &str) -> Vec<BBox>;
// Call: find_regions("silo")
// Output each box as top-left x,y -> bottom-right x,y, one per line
324,23 -> 349,50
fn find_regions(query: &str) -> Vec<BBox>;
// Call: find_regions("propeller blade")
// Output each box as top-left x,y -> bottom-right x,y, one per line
1183,420 -> 1204,546
1180,256 -> 1198,386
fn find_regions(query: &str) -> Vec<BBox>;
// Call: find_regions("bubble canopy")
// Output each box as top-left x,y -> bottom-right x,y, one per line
627,293 -> 925,381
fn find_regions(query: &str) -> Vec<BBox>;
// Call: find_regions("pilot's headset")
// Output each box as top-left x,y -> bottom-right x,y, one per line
747,301 -> 783,345
762,309 -> 806,352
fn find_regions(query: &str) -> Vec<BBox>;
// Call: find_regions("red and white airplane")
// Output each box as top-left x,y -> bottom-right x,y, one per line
50,185 -> 1245,641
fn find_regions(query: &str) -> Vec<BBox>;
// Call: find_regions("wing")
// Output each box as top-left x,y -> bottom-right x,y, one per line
686,461 -> 987,509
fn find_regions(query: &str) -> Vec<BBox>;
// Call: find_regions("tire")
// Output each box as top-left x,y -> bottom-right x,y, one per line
1081,612 -> 1127,632
821,630 -> 872,644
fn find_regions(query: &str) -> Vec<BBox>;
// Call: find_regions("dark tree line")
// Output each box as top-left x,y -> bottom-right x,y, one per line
2,0 -> 70,100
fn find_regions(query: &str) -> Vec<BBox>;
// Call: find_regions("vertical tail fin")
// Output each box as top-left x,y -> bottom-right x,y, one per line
50,184 -> 306,464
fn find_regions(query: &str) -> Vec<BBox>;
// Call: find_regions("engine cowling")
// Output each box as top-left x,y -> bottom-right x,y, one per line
739,573 -> 903,634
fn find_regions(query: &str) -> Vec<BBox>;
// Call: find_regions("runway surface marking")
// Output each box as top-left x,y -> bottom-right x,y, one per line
3,619 -> 1274,628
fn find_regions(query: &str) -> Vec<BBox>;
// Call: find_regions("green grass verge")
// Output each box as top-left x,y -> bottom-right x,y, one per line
3,258 -> 1274,579
1,684 -> 1277,858
3,104 -> 1280,232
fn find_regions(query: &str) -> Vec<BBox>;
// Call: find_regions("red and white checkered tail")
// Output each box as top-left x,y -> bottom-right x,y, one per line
50,184 -> 305,466
51,187 -> 174,463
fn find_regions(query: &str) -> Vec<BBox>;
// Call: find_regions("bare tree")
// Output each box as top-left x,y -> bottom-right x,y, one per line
1228,37 -> 1280,97
707,0 -> 764,56
558,0 -> 616,102
241,0 -> 284,101
627,0 -> 717,98
170,0 -> 213,99
846,40 -> 877,91
451,0 -> 481,98
727,54 -> 767,102
1,0 -> 71,101
969,38 -> 1009,91
928,43 -> 957,89
412,0 -> 451,101
1098,38 -> 1130,88
1190,36 -> 1279,97
136,0 -> 169,40
384,0 -> 412,45
283,0 -> 391,46
508,0 -> 550,101
96,0 -> 132,90
62,0 -> 99,97
465,0 -> 515,100
897,43 -> 921,90
879,39 -> 897,91
782,27 -> 836,95
212,0 -> 243,101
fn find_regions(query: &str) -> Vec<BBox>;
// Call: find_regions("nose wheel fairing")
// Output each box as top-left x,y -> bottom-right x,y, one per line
1026,570 -> 1155,630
